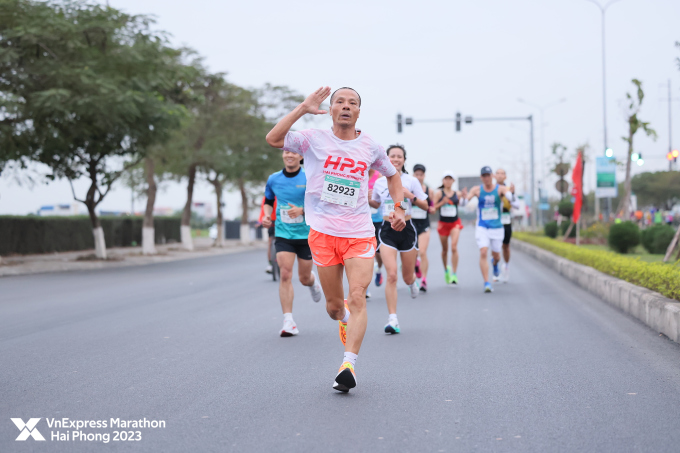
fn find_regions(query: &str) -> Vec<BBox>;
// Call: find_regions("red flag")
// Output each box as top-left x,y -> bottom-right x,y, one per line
571,151 -> 583,223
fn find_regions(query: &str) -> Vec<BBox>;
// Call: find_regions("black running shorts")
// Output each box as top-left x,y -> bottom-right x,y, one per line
275,237 -> 312,260
378,220 -> 418,252
503,224 -> 512,245
373,222 -> 383,254
411,218 -> 430,236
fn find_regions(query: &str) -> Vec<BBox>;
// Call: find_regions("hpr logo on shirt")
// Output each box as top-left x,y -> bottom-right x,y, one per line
323,156 -> 368,176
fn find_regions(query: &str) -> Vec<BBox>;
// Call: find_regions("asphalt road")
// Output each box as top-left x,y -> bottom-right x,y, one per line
2,229 -> 680,453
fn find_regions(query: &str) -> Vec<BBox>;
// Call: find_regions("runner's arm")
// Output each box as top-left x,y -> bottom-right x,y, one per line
466,186 -> 480,201
433,190 -> 448,209
410,181 -> 429,210
262,203 -> 274,228
368,188 -> 381,209
385,173 -> 406,231
265,86 -> 331,148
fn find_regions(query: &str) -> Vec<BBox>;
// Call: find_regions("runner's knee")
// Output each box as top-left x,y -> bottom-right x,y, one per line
279,267 -> 293,282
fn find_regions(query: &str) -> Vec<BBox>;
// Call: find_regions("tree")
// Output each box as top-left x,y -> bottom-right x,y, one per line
163,70 -> 256,250
631,171 -> 680,210
0,0 -> 186,258
616,79 -> 657,219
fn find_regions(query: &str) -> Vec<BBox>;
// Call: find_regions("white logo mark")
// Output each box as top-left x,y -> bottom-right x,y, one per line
11,418 -> 45,441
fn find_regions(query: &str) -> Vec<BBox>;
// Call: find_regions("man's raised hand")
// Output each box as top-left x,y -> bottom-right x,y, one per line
301,86 -> 331,115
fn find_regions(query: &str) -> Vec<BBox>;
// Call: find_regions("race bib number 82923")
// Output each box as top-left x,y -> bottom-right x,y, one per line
321,175 -> 361,207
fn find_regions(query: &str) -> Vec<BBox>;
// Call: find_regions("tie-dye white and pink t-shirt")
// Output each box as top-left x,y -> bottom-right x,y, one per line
283,128 -> 397,238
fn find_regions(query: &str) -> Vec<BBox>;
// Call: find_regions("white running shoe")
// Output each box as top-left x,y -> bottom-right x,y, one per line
366,290 -> 372,299
280,318 -> 299,337
384,317 -> 400,334
409,281 -> 420,299
501,263 -> 510,283
309,271 -> 322,302
265,264 -> 273,274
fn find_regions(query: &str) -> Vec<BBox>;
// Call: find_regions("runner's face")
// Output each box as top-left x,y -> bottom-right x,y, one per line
330,89 -> 360,127
495,169 -> 506,184
282,150 -> 302,169
414,170 -> 425,183
443,176 -> 453,188
481,173 -> 493,186
388,148 -> 405,173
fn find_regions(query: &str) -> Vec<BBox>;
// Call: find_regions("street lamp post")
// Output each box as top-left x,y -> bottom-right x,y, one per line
586,0 -> 622,220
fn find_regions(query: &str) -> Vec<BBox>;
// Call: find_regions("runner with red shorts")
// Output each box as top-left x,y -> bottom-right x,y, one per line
433,171 -> 468,285
266,86 -> 406,393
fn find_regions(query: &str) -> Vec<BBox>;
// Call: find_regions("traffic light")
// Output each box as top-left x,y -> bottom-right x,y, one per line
636,153 -> 644,166
631,152 -> 639,161
397,114 -> 402,133
605,148 -> 613,157
455,112 -> 461,132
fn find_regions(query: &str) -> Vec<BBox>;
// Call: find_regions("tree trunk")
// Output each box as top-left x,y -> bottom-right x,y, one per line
620,126 -> 634,220
82,171 -> 107,260
181,163 -> 197,251
664,224 -> 680,263
210,178 -> 224,247
238,178 -> 250,244
142,157 -> 157,255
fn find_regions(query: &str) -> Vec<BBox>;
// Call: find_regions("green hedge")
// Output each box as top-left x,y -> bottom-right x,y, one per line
608,221 -> 640,254
0,216 -> 181,256
641,224 -> 675,254
514,232 -> 680,301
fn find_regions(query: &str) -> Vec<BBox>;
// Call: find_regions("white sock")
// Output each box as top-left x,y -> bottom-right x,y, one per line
283,313 -> 293,321
389,313 -> 398,322
343,352 -> 358,367
505,262 -> 510,268
341,306 -> 350,324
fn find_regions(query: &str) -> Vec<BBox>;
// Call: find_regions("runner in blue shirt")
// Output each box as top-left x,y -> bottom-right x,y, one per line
465,166 -> 512,293
262,150 -> 323,336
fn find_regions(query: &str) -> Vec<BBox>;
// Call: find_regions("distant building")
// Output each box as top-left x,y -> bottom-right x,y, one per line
153,206 -> 175,217
38,204 -> 79,216
192,202 -> 213,219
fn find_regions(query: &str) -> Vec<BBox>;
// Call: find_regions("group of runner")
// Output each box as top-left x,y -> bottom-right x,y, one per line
262,86 -> 519,393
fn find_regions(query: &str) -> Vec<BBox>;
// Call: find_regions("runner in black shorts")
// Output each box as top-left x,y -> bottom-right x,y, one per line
262,150 -> 323,337
494,168 -> 519,283
411,164 -> 435,292
369,145 -> 428,334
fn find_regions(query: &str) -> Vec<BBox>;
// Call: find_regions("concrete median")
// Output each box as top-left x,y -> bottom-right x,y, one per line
514,239 -> 680,343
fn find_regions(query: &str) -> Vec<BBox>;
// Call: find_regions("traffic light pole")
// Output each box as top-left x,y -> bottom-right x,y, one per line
396,113 -> 537,230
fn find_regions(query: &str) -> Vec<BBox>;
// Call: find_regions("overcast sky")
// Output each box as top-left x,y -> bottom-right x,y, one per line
2,0 -> 679,218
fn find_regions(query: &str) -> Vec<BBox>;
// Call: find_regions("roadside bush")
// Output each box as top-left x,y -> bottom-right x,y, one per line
560,221 -> 576,238
641,224 -> 674,254
544,221 -> 558,238
641,224 -> 664,252
582,222 -> 609,241
558,199 -> 574,218
514,232 -> 680,301
652,226 -> 675,255
0,216 -> 181,255
608,221 -> 640,254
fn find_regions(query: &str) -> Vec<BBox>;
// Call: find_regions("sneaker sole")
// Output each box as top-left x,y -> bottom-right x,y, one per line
484,288 -> 493,293
384,325 -> 400,334
280,331 -> 298,337
333,368 -> 356,392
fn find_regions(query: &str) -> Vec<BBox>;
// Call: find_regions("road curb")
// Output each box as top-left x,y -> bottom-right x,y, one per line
514,239 -> 680,343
